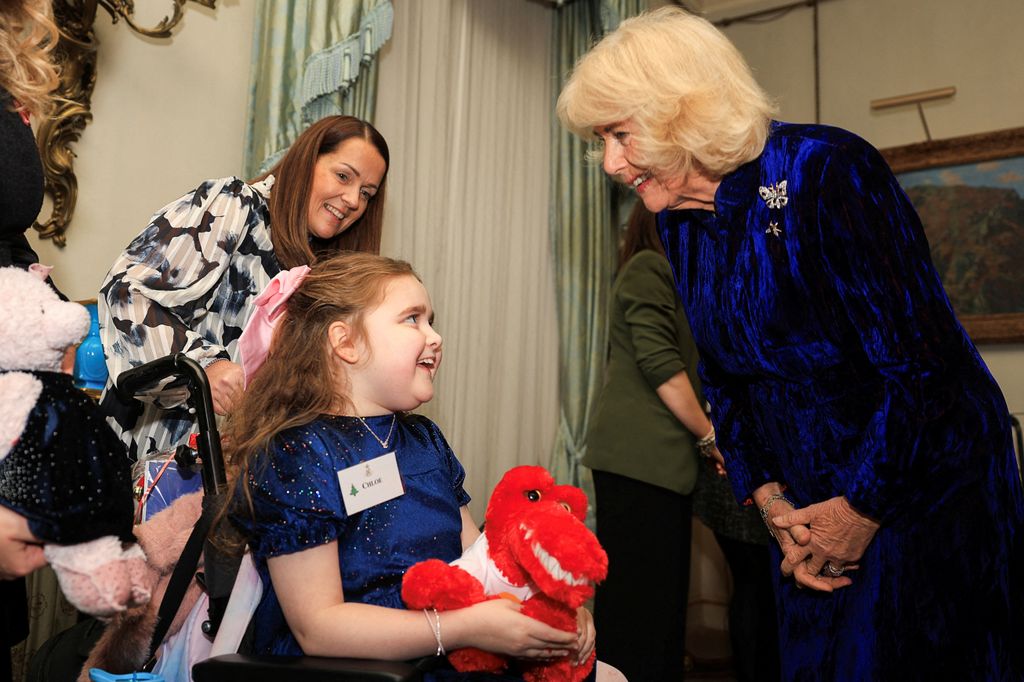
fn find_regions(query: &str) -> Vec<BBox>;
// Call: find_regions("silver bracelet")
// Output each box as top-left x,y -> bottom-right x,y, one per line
423,608 -> 445,656
696,425 -> 716,458
758,492 -> 793,541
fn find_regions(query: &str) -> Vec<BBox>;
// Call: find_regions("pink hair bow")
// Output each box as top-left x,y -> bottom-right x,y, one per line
238,265 -> 311,387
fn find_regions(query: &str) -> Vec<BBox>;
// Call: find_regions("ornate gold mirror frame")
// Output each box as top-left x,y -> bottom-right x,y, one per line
34,0 -> 216,246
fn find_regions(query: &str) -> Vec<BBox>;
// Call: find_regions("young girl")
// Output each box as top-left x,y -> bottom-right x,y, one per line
225,252 -> 601,680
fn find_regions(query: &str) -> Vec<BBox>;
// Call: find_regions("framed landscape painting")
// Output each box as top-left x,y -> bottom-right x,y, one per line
881,127 -> 1024,344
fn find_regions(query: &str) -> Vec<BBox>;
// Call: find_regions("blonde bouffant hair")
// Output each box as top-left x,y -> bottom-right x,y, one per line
0,0 -> 60,117
556,6 -> 776,180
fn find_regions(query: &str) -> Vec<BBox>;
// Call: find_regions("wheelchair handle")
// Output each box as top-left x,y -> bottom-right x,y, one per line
115,353 -> 226,495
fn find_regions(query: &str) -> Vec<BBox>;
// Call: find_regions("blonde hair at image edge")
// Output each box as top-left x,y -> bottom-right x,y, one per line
556,6 -> 777,180
0,0 -> 60,117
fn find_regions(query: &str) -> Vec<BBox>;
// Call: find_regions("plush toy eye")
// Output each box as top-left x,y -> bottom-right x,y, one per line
525,489 -> 542,502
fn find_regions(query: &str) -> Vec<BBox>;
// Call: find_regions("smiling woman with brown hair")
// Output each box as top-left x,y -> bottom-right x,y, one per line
99,115 -> 390,464
559,6 -> 1024,681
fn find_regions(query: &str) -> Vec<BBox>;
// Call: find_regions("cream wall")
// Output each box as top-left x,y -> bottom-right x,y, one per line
718,0 -> 1024,413
28,0 -> 256,302
721,0 -> 1024,148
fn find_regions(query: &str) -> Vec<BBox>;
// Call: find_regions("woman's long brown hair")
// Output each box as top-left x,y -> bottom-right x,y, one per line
618,200 -> 665,272
255,116 -> 391,269
220,252 -> 416,538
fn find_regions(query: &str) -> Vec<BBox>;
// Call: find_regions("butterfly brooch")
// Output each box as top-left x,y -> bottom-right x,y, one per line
758,180 -> 788,238
758,180 -> 788,209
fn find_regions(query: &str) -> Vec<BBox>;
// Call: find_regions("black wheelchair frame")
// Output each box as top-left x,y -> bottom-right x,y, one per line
113,354 -> 424,681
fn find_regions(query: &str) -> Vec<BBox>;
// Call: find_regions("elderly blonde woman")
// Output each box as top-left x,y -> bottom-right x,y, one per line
558,7 -> 1023,681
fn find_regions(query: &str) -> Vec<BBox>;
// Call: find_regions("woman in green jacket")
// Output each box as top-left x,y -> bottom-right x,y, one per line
584,202 -> 721,681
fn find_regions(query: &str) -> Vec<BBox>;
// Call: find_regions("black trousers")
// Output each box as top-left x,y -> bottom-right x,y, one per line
592,470 -> 692,682
713,533 -> 780,682
1,579 -> 28,682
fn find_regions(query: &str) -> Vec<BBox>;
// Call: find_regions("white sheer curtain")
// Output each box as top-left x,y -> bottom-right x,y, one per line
375,0 -> 557,519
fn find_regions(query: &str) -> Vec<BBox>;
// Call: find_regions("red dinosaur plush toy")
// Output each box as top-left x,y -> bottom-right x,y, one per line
402,465 -> 608,682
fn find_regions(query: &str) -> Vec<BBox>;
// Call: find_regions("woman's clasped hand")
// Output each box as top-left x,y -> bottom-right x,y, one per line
770,496 -> 879,592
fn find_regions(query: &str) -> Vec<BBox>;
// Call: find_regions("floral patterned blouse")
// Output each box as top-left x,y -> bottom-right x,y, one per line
99,176 -> 281,461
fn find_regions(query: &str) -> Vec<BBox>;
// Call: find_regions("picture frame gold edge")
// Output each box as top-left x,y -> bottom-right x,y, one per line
881,127 -> 1024,345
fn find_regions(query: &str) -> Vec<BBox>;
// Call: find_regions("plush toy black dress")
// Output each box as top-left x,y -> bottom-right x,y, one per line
0,84 -> 45,682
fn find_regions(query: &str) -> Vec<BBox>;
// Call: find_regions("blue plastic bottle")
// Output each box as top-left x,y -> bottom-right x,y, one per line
73,302 -> 108,390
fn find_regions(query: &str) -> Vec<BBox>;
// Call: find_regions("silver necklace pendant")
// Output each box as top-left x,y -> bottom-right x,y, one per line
357,414 -> 397,449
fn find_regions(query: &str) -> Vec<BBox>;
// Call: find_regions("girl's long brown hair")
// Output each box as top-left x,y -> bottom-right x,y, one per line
618,200 -> 665,272
222,252 -> 416,532
255,116 -> 391,269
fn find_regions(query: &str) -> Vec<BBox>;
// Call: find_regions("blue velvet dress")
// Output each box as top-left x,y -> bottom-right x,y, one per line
658,122 -> 1024,680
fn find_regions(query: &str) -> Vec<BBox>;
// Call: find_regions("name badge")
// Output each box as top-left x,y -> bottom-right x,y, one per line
338,451 -> 404,515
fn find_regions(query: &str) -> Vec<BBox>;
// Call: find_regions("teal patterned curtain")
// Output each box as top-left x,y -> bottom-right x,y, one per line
548,0 -> 643,496
243,0 -> 394,177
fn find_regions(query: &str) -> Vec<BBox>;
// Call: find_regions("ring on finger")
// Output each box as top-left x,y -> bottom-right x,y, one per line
822,560 -> 846,577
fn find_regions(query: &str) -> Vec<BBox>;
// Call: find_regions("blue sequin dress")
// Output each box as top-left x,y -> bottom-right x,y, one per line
658,122 -> 1024,680
231,412 -> 471,656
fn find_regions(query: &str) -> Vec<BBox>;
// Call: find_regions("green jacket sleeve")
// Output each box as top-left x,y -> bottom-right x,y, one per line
616,251 -> 687,390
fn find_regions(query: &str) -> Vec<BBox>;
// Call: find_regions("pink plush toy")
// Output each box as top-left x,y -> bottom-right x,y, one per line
80,491 -> 206,680
0,265 -> 148,618
402,465 -> 608,682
